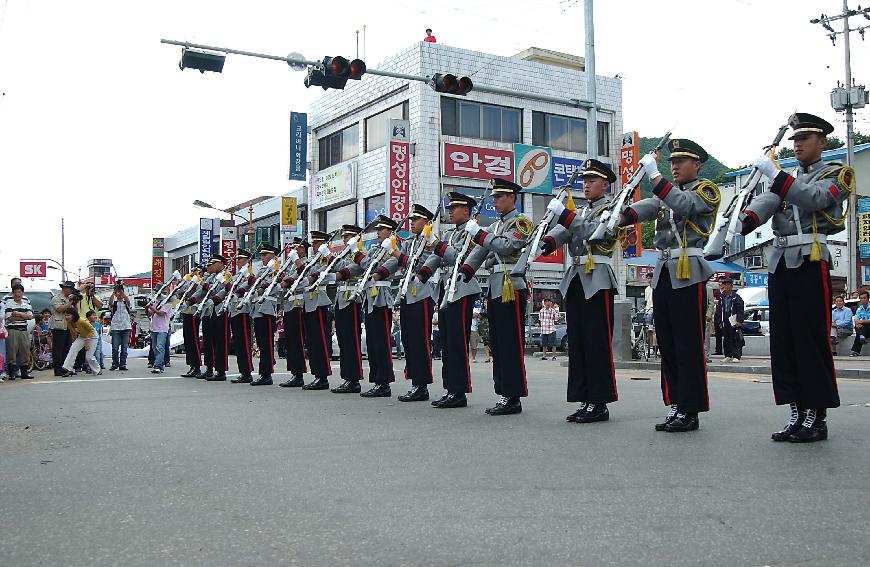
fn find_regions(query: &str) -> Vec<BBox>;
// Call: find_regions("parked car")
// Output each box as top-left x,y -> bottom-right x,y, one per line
742,306 -> 770,335
525,311 -> 569,351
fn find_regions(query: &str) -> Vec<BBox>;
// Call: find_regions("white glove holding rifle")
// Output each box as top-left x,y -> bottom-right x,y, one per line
287,250 -> 299,263
317,243 -> 330,257
547,198 -> 565,217
640,154 -> 661,181
752,154 -> 779,180
380,237 -> 395,252
464,219 -> 481,237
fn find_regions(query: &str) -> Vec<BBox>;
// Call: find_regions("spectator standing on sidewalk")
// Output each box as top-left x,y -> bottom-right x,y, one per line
276,315 -> 286,359
469,303 -> 482,363
0,298 -> 6,381
50,281 -> 77,376
431,306 -> 441,360
60,308 -> 101,377
147,300 -> 172,374
831,295 -> 853,355
478,298 -> 491,363
714,278 -> 744,362
539,298 -> 559,361
87,311 -> 105,370
4,284 -> 33,379
108,283 -> 132,371
392,310 -> 403,359
850,291 -> 870,357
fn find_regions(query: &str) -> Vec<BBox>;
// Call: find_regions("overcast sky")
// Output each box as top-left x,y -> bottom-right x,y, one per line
0,0 -> 867,288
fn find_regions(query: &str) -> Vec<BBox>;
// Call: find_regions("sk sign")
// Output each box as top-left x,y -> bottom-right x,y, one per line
20,261 -> 47,278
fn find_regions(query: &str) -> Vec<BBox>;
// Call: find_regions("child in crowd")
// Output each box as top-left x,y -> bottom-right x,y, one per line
87,310 -> 105,370
61,307 -> 101,377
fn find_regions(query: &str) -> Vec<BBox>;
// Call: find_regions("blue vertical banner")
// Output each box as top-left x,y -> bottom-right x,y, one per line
289,112 -> 307,181
199,218 -> 213,265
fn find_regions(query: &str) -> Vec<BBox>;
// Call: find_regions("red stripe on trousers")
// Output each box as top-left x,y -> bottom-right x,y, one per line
461,296 -> 471,391
603,289 -> 617,400
384,308 -> 393,367
820,260 -> 838,390
242,314 -> 252,368
193,316 -> 201,357
352,305 -> 363,379
317,308 -> 332,376
267,317 -> 275,369
697,283 -> 709,409
512,292 -> 528,396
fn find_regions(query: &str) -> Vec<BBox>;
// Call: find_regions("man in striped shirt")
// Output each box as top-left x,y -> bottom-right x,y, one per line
539,299 -> 559,361
4,284 -> 33,379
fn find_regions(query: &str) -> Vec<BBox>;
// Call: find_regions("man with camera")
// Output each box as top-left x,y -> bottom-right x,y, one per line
49,281 -> 78,376
109,281 -> 133,371
70,281 -> 103,373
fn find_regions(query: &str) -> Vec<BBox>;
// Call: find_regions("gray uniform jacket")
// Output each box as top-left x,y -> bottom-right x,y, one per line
251,264 -> 283,318
462,209 -> 531,300
740,161 -> 853,273
202,271 -> 230,318
299,256 -> 333,313
322,248 -> 366,310
190,273 -> 218,317
227,264 -> 256,317
381,235 -> 436,305
543,196 -> 619,300
339,247 -> 395,314
175,276 -> 201,316
419,222 -> 482,304
624,177 -> 720,289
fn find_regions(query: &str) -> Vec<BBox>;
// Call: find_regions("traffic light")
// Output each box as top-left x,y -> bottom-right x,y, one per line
429,73 -> 473,95
304,56 -> 366,90
179,48 -> 226,73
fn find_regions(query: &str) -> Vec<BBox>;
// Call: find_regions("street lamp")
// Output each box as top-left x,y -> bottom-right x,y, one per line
193,200 -> 254,249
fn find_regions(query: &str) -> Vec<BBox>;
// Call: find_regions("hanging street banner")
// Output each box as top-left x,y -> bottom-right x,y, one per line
513,143 -> 552,195
281,196 -> 298,231
198,218 -> 214,265
220,227 -> 237,274
311,161 -> 356,210
620,131 -> 642,258
289,112 -> 307,181
858,197 -> 870,258
151,237 -> 165,290
387,118 -> 411,229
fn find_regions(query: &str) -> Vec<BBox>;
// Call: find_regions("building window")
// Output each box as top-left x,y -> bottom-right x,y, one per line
597,121 -> 610,156
254,225 -> 279,250
365,102 -> 409,152
320,202 -> 357,233
441,97 -> 522,143
318,123 -> 360,169
532,111 -> 586,153
364,194 -> 386,224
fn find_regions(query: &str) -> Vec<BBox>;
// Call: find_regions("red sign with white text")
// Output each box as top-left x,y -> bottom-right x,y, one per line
20,261 -> 47,278
221,239 -> 237,274
388,139 -> 410,227
533,247 -> 565,265
443,143 -> 513,181
151,257 -> 165,290
620,131 -> 642,258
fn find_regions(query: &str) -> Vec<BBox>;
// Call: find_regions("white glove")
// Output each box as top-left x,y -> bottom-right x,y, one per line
288,250 -> 299,262
380,237 -> 395,251
547,198 -> 565,217
347,235 -> 360,247
753,154 -> 778,180
426,233 -> 438,245
317,243 -> 330,256
640,154 -> 661,180
464,219 -> 481,237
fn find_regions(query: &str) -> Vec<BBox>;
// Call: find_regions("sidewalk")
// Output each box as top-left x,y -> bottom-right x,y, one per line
612,354 -> 870,379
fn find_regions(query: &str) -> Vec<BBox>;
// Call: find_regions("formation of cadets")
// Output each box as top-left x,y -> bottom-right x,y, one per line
160,112 -> 853,444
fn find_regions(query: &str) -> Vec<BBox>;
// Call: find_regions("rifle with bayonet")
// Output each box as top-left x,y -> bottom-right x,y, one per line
283,229 -> 342,299
703,122 -> 790,260
312,222 -> 376,288
588,131 -> 672,243
215,264 -> 252,316
441,188 -> 491,309
348,214 -> 411,303
236,258 -> 278,310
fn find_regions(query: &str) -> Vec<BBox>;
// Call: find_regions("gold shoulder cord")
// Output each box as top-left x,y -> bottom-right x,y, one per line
807,165 -> 855,261
684,180 -> 721,237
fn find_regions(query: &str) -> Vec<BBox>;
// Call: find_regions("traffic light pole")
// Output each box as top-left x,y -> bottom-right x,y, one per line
160,39 -> 598,110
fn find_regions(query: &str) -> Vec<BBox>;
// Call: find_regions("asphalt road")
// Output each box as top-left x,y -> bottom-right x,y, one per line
1,356 -> 869,567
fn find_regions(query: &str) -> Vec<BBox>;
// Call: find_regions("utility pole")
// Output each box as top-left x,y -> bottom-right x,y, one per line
584,0 -> 597,158
811,1 -> 869,292
61,217 -> 67,281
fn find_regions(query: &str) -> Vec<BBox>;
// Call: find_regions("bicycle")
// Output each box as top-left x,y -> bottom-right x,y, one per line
630,308 -> 650,362
29,329 -> 52,372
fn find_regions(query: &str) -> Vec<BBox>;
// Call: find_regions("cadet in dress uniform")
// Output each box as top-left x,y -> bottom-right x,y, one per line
382,204 -> 437,402
251,243 -> 282,386
203,255 -> 231,382
738,113 -> 853,443
178,265 -> 205,377
540,159 -> 620,423
460,179 -> 532,416
417,193 -> 482,408
278,237 -> 310,388
619,139 -> 721,432
228,250 -> 257,384
334,215 -> 398,398
298,231 -> 335,390
325,225 -> 367,394
189,264 -> 219,379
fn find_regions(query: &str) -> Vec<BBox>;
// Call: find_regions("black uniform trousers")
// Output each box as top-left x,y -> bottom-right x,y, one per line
303,306 -> 332,379
231,313 -> 253,375
51,329 -> 72,376
440,294 -> 474,394
565,278 -> 617,404
769,258 -> 839,409
210,314 -> 229,373
182,314 -> 201,368
253,315 -> 276,378
284,307 -> 307,376
335,303 -> 364,381
653,268 -> 709,414
487,289 -> 529,398
201,315 -> 215,370
399,298 -> 434,386
364,305 -> 395,384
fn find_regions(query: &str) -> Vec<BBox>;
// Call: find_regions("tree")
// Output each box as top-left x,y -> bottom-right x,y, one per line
776,146 -> 795,159
641,221 -> 655,249
825,136 -> 845,150
853,131 -> 870,145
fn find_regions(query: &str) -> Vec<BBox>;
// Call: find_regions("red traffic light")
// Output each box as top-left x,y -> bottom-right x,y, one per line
348,59 -> 366,80
324,56 -> 366,81
455,75 -> 473,95
430,73 -> 473,96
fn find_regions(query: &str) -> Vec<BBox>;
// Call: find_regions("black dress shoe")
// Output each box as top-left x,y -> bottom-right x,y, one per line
431,394 -> 449,407
772,404 -> 805,441
575,404 -> 609,423
663,413 -> 699,432
20,372 -> 33,380
231,374 -> 253,384
654,406 -> 678,431
789,424 -> 828,443
199,368 -> 214,379
331,380 -> 361,393
303,376 -> 330,390
487,396 -> 522,416
566,403 -> 588,422
206,372 -> 227,382
360,383 -> 391,397
109,366 -> 119,371
250,375 -> 273,386
119,366 -> 128,371
436,392 -> 467,408
279,375 -> 304,388
180,366 -> 196,377
398,385 -> 429,402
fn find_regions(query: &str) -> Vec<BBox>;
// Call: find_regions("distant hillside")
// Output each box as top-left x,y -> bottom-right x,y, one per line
636,136 -> 733,198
